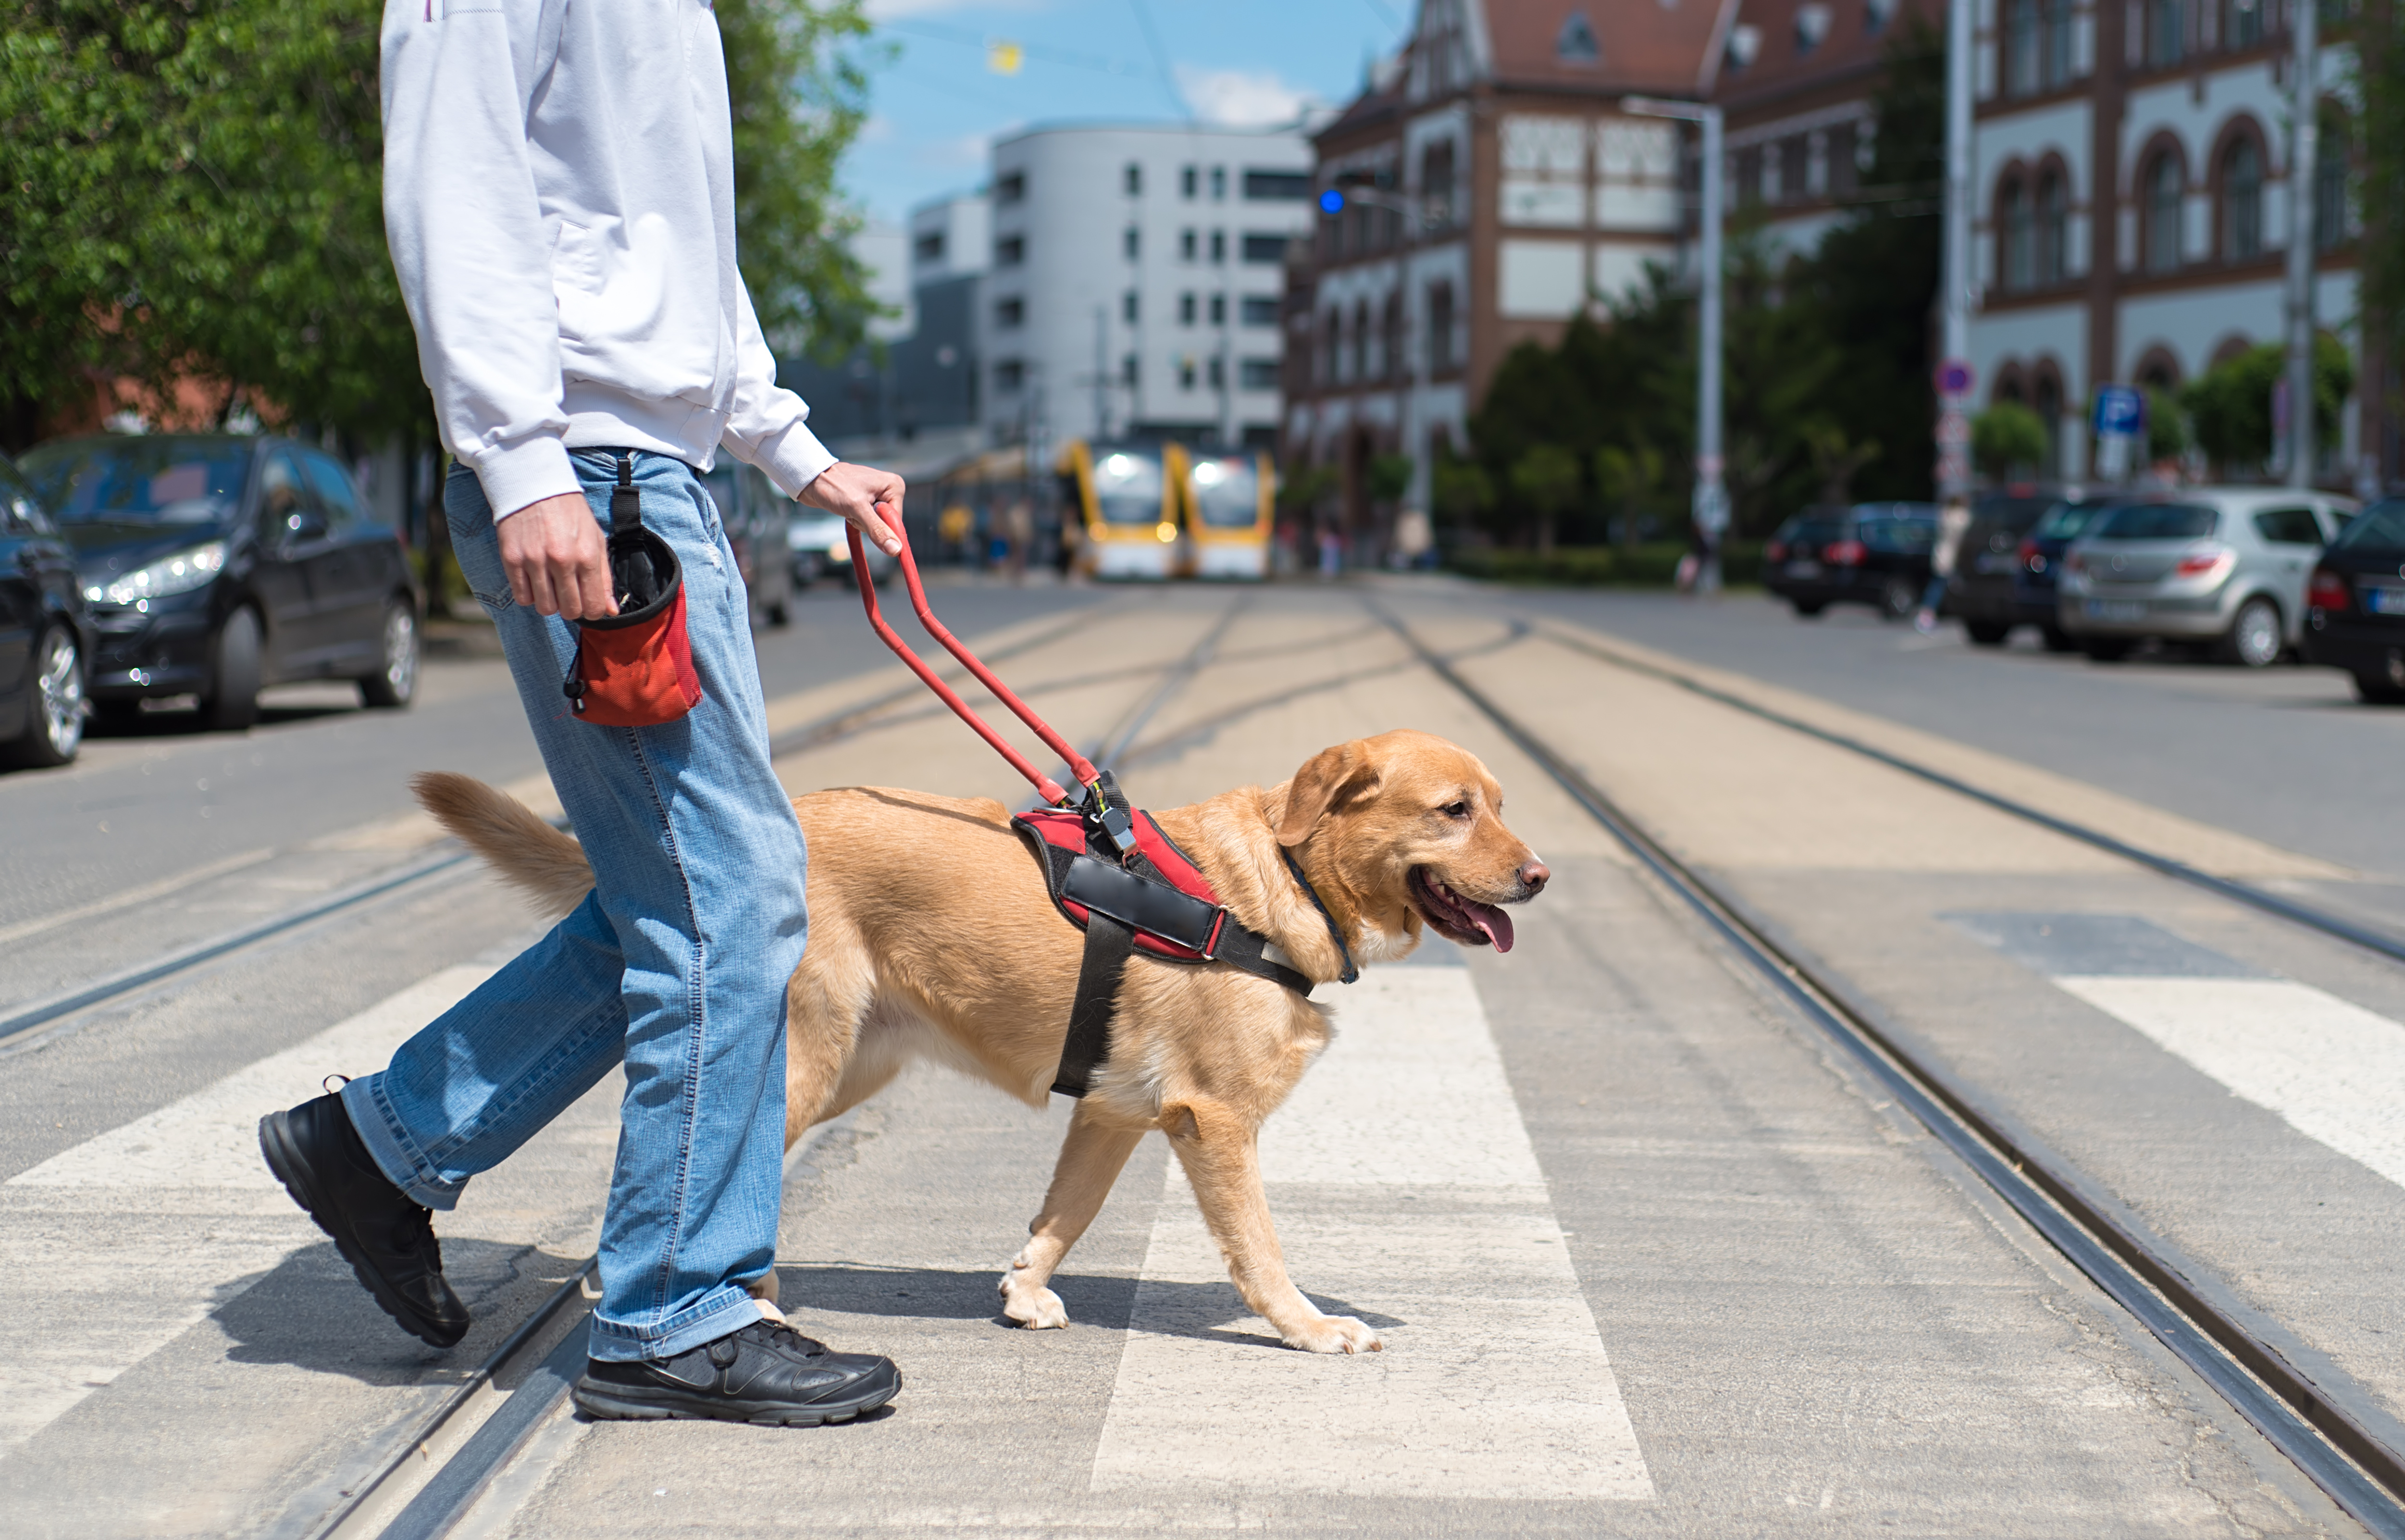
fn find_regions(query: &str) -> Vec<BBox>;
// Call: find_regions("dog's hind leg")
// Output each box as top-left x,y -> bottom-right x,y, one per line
1162,1096 -> 1381,1354
1000,1103 -> 1145,1330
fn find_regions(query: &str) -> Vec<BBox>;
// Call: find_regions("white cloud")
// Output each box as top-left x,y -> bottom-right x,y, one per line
1173,65 -> 1320,128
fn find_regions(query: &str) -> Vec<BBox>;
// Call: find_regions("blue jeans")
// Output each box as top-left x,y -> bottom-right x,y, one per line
343,451 -> 806,1362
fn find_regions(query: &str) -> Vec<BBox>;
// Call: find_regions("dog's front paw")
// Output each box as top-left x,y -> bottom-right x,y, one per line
999,1269 -> 1070,1330
1282,1314 -> 1382,1354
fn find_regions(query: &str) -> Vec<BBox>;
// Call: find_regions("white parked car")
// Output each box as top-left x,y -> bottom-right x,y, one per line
2057,487 -> 2358,667
788,509 -> 896,588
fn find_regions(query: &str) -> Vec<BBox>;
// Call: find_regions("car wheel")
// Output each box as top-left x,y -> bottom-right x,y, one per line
1880,576 -> 1918,621
2081,637 -> 2131,662
358,600 -> 419,708
2041,625 -> 2081,653
1791,601 -> 1826,618
1965,621 -> 2011,647
201,608 -> 262,731
0,624 -> 86,768
2219,596 -> 2283,668
2352,671 -> 2405,704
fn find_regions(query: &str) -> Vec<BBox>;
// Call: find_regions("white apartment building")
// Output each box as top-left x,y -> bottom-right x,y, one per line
980,123 -> 1316,450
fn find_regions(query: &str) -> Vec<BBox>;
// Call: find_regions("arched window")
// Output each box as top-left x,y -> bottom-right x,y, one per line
2044,0 -> 2074,86
2001,177 -> 2033,291
2036,169 -> 2067,285
2008,0 -> 2040,96
2224,0 -> 2261,47
1351,300 -> 1369,383
2144,152 -> 2184,273
1322,308 -> 1341,385
1381,293 -> 1405,382
2221,137 -> 2261,260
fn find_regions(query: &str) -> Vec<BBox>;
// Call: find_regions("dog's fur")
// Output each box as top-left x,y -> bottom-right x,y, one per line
414,729 -> 1545,1354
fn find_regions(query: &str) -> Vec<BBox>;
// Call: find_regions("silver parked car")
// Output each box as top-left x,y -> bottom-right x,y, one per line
2057,487 -> 2357,666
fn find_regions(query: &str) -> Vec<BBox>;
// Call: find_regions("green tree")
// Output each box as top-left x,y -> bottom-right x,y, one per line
1431,455 -> 1493,531
1595,442 -> 1663,550
1971,402 -> 2049,478
1366,452 -> 1414,505
2144,386 -> 2191,462
1509,443 -> 1582,555
2181,337 -> 2354,476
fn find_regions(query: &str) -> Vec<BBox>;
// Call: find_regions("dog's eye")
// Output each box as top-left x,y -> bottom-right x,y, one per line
1441,800 -> 1470,819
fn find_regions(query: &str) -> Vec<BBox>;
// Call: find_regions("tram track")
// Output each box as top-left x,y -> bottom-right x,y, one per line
1377,604 -> 2405,1539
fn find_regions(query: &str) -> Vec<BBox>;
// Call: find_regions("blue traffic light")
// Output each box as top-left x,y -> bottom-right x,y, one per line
1318,188 -> 1344,214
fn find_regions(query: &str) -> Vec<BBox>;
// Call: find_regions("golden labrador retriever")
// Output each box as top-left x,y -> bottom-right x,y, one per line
417,728 -> 1546,1354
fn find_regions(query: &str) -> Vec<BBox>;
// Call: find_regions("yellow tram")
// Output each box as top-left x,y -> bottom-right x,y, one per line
1059,440 -> 1189,581
1178,450 -> 1275,581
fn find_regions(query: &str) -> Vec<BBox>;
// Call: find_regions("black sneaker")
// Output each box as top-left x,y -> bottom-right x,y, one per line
259,1091 -> 471,1349
572,1319 -> 901,1426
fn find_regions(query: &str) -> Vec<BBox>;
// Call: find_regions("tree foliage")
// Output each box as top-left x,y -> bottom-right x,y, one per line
2180,336 -> 2355,476
0,0 -> 875,450
1972,402 -> 2048,477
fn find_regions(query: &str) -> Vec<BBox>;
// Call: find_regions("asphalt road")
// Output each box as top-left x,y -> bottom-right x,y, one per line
1,577 -> 2397,1538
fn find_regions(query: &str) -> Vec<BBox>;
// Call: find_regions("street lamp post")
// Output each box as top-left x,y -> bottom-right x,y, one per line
2283,0 -> 2319,488
1936,0 -> 1976,497
1624,96 -> 1725,590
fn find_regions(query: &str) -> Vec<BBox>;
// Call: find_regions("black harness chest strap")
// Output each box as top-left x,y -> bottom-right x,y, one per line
1053,914 -> 1133,1098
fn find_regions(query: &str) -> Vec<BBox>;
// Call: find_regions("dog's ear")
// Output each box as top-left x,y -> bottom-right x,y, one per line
1277,740 -> 1382,847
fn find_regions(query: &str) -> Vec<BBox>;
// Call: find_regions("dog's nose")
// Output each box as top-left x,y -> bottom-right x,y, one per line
1518,859 -> 1550,895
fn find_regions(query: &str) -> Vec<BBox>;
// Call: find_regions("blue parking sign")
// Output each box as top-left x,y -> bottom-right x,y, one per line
2093,385 -> 2144,437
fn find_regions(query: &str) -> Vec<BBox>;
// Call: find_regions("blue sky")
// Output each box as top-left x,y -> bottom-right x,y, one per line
841,0 -> 1409,224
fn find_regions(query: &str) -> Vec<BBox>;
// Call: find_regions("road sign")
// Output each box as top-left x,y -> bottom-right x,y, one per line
2093,385 -> 2144,438
1936,359 -> 1975,398
1935,407 -> 1971,447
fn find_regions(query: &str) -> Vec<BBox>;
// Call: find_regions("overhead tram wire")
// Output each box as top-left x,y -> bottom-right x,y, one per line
1375,603 -> 2405,1538
1532,621 -> 2405,970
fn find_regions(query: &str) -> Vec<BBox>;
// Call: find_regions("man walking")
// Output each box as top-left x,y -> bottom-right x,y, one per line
258,0 -> 906,1426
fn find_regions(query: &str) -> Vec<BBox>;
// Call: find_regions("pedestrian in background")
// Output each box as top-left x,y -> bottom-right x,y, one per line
259,0 -> 907,1429
1918,496 -> 1975,634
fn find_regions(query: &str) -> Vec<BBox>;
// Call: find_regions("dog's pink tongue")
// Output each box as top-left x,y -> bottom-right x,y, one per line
1465,899 -> 1514,953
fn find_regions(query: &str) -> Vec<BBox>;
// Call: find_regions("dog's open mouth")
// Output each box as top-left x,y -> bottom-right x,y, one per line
1408,866 -> 1515,952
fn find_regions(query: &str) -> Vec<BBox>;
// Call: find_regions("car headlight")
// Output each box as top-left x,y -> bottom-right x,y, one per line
86,541 -> 226,607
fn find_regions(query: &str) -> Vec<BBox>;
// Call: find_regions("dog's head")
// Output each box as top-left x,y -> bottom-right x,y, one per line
1273,729 -> 1547,956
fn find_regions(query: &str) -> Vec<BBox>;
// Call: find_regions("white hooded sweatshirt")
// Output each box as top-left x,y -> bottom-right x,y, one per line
380,0 -> 837,520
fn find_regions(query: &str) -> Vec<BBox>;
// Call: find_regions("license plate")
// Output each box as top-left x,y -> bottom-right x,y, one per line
2085,599 -> 2146,622
1785,560 -> 1822,579
2366,586 -> 2405,616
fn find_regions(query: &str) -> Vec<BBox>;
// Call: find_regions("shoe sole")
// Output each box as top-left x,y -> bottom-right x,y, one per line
258,1110 -> 468,1350
570,1371 -> 902,1427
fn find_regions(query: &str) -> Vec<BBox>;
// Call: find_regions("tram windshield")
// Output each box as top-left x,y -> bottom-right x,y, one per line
1189,456 -> 1263,530
1090,449 -> 1165,525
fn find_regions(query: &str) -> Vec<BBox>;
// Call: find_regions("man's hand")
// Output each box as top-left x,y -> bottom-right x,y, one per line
498,493 -> 617,621
799,462 -> 907,557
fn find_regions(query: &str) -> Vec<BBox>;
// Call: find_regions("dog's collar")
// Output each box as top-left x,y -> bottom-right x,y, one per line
1279,846 -> 1359,986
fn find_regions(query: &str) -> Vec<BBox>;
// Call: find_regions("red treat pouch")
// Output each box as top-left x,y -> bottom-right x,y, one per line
561,456 -> 704,727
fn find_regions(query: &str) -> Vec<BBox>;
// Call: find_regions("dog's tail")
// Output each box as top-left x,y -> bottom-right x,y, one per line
412,772 -> 593,920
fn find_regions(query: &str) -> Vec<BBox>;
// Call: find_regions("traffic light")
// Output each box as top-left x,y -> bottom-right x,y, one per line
1318,188 -> 1344,214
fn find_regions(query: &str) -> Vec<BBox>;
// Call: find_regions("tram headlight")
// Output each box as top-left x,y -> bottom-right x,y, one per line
1155,522 -> 1177,543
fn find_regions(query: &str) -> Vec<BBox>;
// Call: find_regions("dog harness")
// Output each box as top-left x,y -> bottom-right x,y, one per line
1014,771 -> 1343,1099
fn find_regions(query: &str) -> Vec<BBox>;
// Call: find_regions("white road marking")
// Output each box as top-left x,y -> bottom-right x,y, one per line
1089,967 -> 1654,1502
0,966 -> 489,1455
2056,975 -> 2405,1192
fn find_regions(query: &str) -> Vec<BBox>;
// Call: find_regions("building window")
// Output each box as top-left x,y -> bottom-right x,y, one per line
1207,355 -> 1225,389
1240,233 -> 1289,264
1320,308 -> 1339,385
2036,169 -> 2067,284
1241,169 -> 1310,200
1779,137 -> 1808,203
1827,122 -> 1860,197
1427,281 -> 1456,372
1211,165 -> 1227,200
2147,0 -> 2183,68
1351,300 -> 1369,382
2144,152 -> 2183,273
1208,292 -> 1226,325
996,172 -> 1026,205
1124,162 -> 1143,197
1123,225 -> 1140,261
1241,295 -> 1280,327
995,234 -> 1025,267
1382,294 -> 1405,381
1240,358 -> 1280,390
2315,114 -> 2349,249
1180,228 -> 1197,262
2007,0 -> 2039,96
1121,354 -> 1137,386
995,359 -> 1025,392
1210,229 -> 1227,263
1796,1 -> 1833,53
994,296 -> 1024,328
1123,289 -> 1139,323
1735,146 -> 1764,206
1179,292 -> 1197,325
1181,164 -> 1198,199
1178,356 -> 1197,390
1422,140 -> 1457,228
914,231 -> 945,263
2221,137 -> 2262,259
1556,8 -> 1600,62
2225,0 -> 2262,47
2044,0 -> 2073,86
2001,177 -> 2033,290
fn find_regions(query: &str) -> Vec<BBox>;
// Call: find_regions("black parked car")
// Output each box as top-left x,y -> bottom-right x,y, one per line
17,435 -> 421,731
0,451 -> 91,768
1945,485 -> 2090,646
2303,498 -> 2405,703
1764,502 -> 1940,620
2010,497 -> 2115,651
